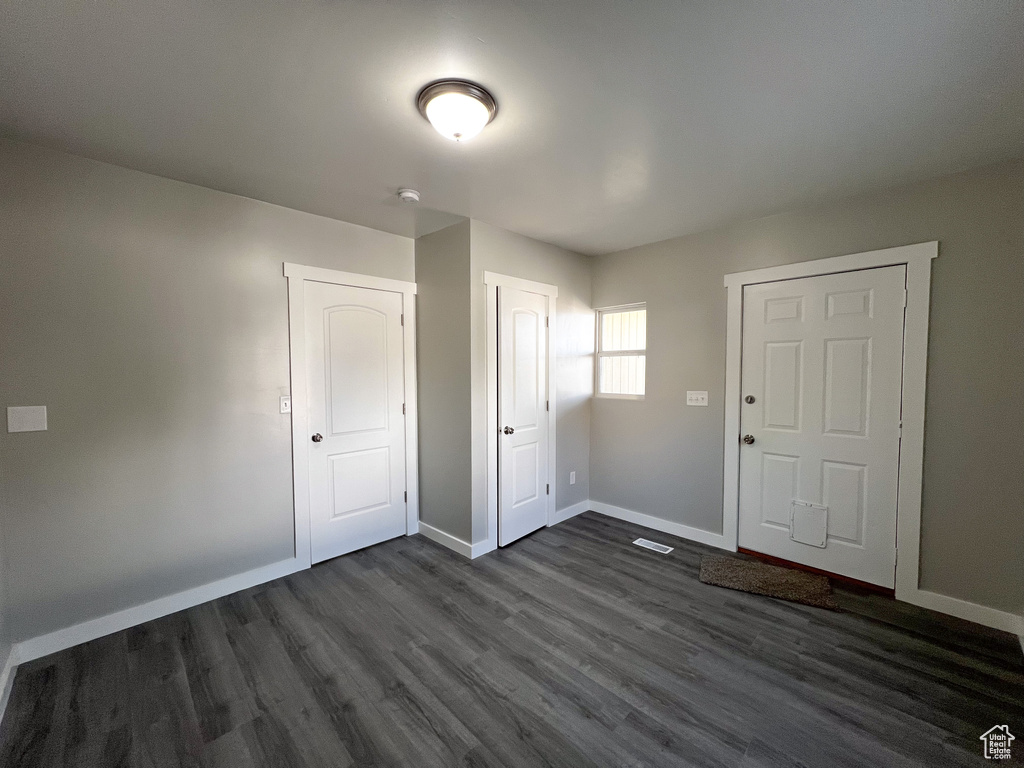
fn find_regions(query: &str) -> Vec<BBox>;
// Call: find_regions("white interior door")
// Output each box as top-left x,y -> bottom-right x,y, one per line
305,280 -> 407,563
498,286 -> 549,546
738,265 -> 906,587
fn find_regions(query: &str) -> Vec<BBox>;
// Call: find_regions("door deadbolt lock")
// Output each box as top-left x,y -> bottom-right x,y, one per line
742,434 -> 755,445
503,426 -> 515,435
312,433 -> 324,443
744,395 -> 756,404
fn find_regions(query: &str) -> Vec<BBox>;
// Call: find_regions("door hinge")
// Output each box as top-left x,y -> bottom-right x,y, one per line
401,313 -> 405,326
546,484 -> 550,495
545,316 -> 549,328
404,491 -> 408,502
546,400 -> 549,412
402,403 -> 406,415
902,289 -> 907,308
898,420 -> 902,437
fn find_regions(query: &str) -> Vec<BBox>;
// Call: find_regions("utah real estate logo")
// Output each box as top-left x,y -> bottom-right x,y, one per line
980,725 -> 1015,760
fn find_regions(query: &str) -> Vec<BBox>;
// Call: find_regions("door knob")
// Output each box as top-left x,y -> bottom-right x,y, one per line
503,426 -> 515,435
312,433 -> 324,443
744,395 -> 756,404
742,434 -> 755,445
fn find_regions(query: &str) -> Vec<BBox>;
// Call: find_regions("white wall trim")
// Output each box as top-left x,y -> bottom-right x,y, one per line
722,241 -> 938,289
482,270 -> 558,298
721,244 -> 950,601
418,522 -> 493,559
899,590 -> 1024,637
402,293 -> 421,536
549,500 -> 590,526
0,645 -> 19,727
284,263 -> 420,562
484,272 -> 558,552
14,557 -> 302,665
590,501 -> 731,551
283,262 -> 417,295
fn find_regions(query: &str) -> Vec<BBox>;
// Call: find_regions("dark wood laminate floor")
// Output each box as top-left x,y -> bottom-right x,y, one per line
2,512 -> 1021,767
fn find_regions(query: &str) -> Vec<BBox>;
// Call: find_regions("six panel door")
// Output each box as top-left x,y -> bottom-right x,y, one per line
738,266 -> 906,587
498,286 -> 550,547
305,281 -> 407,563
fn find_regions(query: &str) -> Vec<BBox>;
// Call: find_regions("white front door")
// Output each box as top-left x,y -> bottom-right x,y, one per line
498,286 -> 549,546
738,265 -> 906,587
305,280 -> 407,563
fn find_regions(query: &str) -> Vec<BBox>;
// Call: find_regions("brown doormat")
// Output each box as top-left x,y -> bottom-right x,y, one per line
699,554 -> 840,610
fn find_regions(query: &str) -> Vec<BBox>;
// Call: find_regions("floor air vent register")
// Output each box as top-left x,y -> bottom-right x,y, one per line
633,538 -> 673,554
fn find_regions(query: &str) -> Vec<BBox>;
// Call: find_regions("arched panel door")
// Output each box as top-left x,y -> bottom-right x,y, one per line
305,281 -> 406,563
498,286 -> 549,546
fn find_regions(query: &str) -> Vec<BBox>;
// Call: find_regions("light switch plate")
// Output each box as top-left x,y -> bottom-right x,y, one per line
686,391 -> 709,406
8,406 -> 47,433
280,396 -> 292,414
569,471 -> 576,485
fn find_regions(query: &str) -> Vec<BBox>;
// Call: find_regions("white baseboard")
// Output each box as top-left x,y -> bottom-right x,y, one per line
590,500 -> 732,551
417,521 -> 493,559
549,500 -> 590,526
0,644 -> 19,728
14,557 -> 304,665
897,588 -> 1024,636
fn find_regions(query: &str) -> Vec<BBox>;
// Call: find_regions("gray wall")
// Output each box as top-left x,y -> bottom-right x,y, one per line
414,221 -> 474,542
469,221 -> 593,543
0,139 -> 414,641
413,220 -> 593,546
591,159 -> 1024,614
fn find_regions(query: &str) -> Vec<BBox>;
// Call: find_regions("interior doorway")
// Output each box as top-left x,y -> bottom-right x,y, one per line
485,272 -> 558,551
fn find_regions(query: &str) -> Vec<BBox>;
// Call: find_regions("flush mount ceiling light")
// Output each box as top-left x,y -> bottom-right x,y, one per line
417,79 -> 497,142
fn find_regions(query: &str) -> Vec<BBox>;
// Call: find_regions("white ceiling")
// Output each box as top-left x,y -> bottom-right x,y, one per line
2,1 -> 1022,255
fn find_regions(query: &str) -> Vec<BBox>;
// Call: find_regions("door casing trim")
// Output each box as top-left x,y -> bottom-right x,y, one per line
284,262 -> 419,568
484,271 -> 558,554
722,242 -> 937,604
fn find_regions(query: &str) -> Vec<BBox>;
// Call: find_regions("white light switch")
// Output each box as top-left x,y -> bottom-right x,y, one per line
280,396 -> 292,414
569,471 -> 576,485
8,406 -> 47,433
686,391 -> 709,406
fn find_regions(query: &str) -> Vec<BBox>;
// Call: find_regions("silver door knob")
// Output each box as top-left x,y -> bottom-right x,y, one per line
503,426 -> 515,435
742,434 -> 755,445
744,395 -> 756,404
312,433 -> 324,443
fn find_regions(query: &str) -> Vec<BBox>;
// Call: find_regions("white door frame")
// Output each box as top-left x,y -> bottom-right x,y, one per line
284,262 -> 419,568
722,242 -> 937,604
484,271 -> 557,553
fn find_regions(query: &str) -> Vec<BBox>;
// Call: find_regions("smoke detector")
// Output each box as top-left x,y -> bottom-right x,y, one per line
397,188 -> 420,203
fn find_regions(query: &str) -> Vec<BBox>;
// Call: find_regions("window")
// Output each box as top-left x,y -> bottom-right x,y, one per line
596,304 -> 646,397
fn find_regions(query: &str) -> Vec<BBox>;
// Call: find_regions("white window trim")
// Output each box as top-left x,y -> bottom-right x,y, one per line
719,242 -> 1022,635
595,302 -> 647,400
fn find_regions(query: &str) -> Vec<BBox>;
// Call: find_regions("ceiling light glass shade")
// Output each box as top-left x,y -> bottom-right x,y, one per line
417,80 -> 497,142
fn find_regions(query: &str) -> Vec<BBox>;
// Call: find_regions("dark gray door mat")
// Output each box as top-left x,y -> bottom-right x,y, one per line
699,554 -> 840,610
